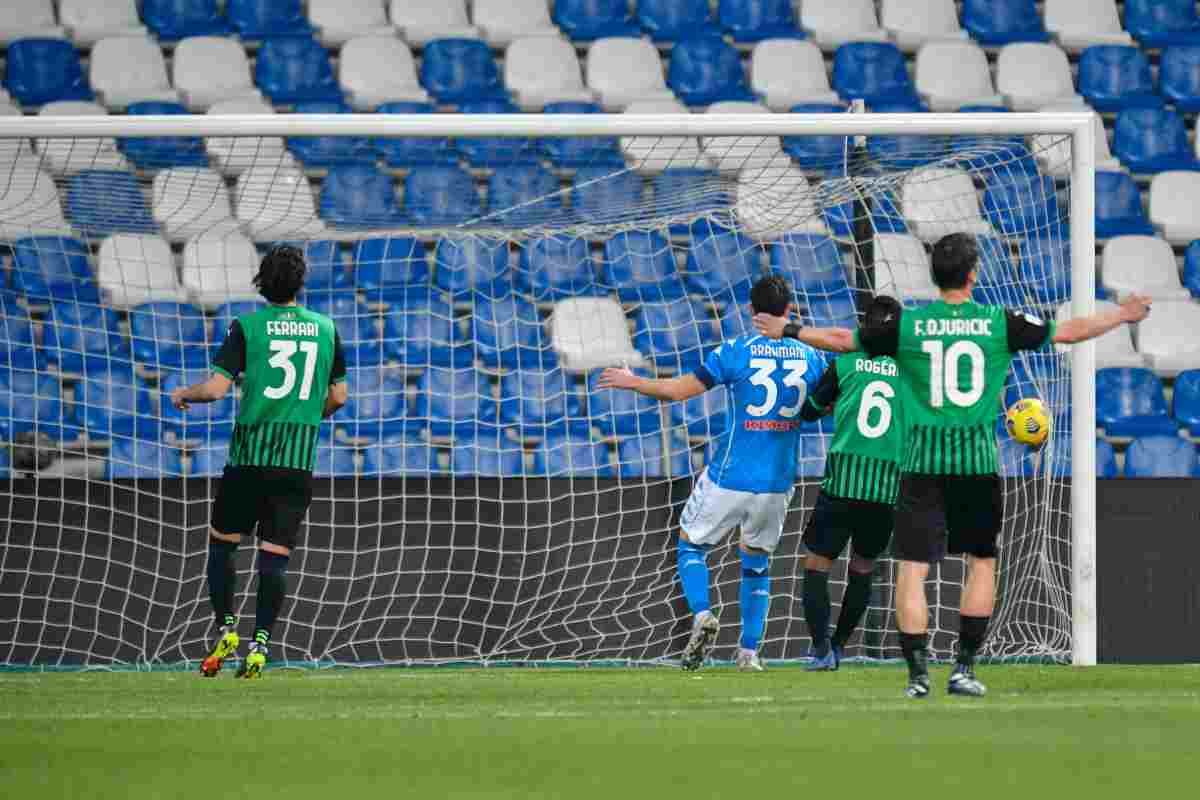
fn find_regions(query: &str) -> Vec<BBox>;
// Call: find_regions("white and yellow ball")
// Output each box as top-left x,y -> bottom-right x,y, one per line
1005,398 -> 1050,448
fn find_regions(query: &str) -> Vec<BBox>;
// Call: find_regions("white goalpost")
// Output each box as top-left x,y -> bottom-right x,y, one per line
0,110 -> 1097,669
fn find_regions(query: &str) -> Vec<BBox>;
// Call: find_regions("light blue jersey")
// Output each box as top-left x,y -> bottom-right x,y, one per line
694,335 -> 826,494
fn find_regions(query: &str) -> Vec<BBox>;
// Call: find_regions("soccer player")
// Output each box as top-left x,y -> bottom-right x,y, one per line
754,233 -> 1151,697
598,275 -> 826,672
170,246 -> 349,679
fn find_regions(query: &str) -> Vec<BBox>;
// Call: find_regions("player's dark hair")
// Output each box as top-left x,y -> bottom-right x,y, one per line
929,232 -> 978,290
859,295 -> 902,357
254,245 -> 307,304
750,274 -> 792,317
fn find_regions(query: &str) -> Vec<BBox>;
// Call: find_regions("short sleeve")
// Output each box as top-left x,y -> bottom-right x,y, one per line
211,320 -> 246,379
329,329 -> 347,384
1006,309 -> 1055,352
694,340 -> 734,389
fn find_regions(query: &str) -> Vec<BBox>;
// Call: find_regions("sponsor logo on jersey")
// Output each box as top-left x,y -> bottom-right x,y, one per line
854,358 -> 898,376
914,318 -> 993,337
266,320 -> 319,337
743,419 -> 802,432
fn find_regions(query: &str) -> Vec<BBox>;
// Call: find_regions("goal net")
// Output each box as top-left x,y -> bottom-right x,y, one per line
0,111 -> 1094,668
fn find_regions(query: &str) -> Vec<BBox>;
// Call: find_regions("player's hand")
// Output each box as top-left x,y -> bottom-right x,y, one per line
752,313 -> 789,340
170,388 -> 190,411
597,367 -> 639,390
1118,293 -> 1152,324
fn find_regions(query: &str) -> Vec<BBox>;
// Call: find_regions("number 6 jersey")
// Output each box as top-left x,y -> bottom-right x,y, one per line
212,304 -> 347,472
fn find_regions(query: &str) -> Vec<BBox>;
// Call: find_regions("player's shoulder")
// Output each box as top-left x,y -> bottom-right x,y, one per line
295,306 -> 339,334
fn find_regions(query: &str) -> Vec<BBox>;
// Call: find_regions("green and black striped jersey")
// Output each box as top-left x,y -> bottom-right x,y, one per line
212,304 -> 347,472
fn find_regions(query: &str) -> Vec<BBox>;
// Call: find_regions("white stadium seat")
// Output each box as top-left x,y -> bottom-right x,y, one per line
506,37 -> 595,110
59,0 -> 146,45
587,37 -> 676,111
339,37 -> 429,110
1137,301 -> 1200,376
703,102 -> 782,175
389,0 -> 480,45
97,233 -> 188,308
310,0 -> 393,46
750,39 -> 840,110
997,43 -> 1080,111
800,0 -> 889,51
1149,171 -> 1200,245
0,103 -> 35,167
173,37 -> 263,112
90,37 -> 180,111
915,41 -> 1003,112
1055,301 -> 1147,369
35,101 -> 131,175
0,164 -> 69,238
1033,102 -> 1121,178
152,167 -> 240,243
549,297 -> 647,372
0,0 -> 65,45
901,167 -> 994,243
182,232 -> 262,308
1101,236 -> 1192,301
1044,0 -> 1133,54
473,0 -> 559,47
874,233 -> 940,301
620,98 -> 707,174
235,163 -> 326,242
880,0 -> 967,53
735,161 -> 829,240
206,97 -> 290,177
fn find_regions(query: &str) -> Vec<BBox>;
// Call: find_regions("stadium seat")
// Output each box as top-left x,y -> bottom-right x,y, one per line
205,96 -> 292,177
618,432 -> 692,477
863,99 -> 949,170
750,40 -> 839,110
1101,235 -> 1191,300
310,0 -> 392,46
586,37 -> 676,110
0,1 -> 64,46
1125,435 -> 1199,477
769,233 -> 847,296
433,237 -> 511,298
872,232 -> 939,301
553,0 -> 637,41
159,368 -> 235,441
1185,240 -> 1200,299
255,38 -> 342,105
915,42 -> 1003,112
265,240 -> 343,296
1044,0 -> 1133,53
389,0 -> 480,46
780,103 -> 849,172
651,169 -> 727,230
319,165 -> 404,229
336,366 -> 408,441
548,297 -> 648,372
996,43 -> 1079,111
72,364 -> 156,441
97,233 -> 188,308
474,0 -> 559,46
701,102 -> 783,175
1172,370 -> 1200,434
1096,367 -> 1180,437
1082,44 -> 1164,113
107,438 -> 185,478
620,98 -> 709,174
374,102 -> 458,167
602,231 -> 685,302
0,164 -> 69,240
286,101 -> 377,169
471,294 -> 550,369
304,292 -> 385,367
801,0 -> 888,50
1096,172 -> 1155,239
505,37 -> 594,111
227,0 -> 313,39
0,102 -> 32,165
35,101 -> 132,176
570,165 -> 643,223
515,236 -> 597,301
971,235 -> 1021,305
488,164 -> 563,226
89,36 -> 180,111
405,166 -> 482,227
1125,0 -> 1200,49
450,433 -> 527,476
11,237 -> 99,304
117,102 -> 209,171
733,160 -> 832,240
190,437 -> 230,476
718,0 -> 798,43
3,38 -> 93,107
880,0 -> 967,53
313,445 -> 360,477
831,42 -> 919,106
900,167 -> 994,243
450,99 -> 544,167
1054,300 -> 1145,368
638,0 -> 718,42
996,436 -> 1037,477
210,300 -> 264,348
1094,438 -> 1120,478
0,368 -> 71,441
497,368 -> 585,433
685,227 -> 760,302
65,171 -> 156,238
534,432 -> 613,477
235,163 -> 326,241
59,0 -> 147,45
982,173 -> 1060,238
413,366 -> 494,436
1021,234 -> 1071,307
542,102 -> 623,168
181,232 -> 260,308
142,0 -> 230,41
420,38 -> 507,105
1150,171 -> 1200,244
1160,46 -> 1200,112
339,37 -> 429,111
670,388 -> 728,439
354,237 -> 429,304
362,434 -> 439,475
151,168 -> 238,244
0,298 -> 39,370
962,0 -> 1049,45
667,36 -> 756,107
383,291 -> 469,366
1137,300 -> 1200,375
632,298 -> 715,371
796,433 -> 830,478
129,301 -> 211,371
173,36 -> 263,111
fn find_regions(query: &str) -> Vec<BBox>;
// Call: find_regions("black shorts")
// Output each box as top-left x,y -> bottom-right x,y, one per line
802,490 -> 895,562
893,473 -> 1002,564
211,465 -> 314,550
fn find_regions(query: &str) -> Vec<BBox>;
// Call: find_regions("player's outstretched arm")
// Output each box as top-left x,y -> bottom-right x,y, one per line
597,367 -> 706,402
1053,294 -> 1152,344
752,313 -> 855,353
170,373 -> 233,411
323,381 -> 349,418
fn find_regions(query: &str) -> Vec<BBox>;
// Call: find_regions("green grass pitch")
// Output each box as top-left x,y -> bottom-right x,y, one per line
2,664 -> 1198,799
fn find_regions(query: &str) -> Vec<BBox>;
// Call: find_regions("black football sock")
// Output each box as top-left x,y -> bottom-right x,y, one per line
899,631 -> 929,681
832,570 -> 873,650
253,551 -> 289,647
956,615 -> 990,670
206,539 -> 238,628
802,569 -> 831,657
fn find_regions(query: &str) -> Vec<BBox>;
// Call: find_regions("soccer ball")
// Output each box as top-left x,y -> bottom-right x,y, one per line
1005,398 -> 1050,448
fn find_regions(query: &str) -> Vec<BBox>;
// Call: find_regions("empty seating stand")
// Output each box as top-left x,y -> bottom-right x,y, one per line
586,37 -> 676,110
751,39 -> 840,110
90,37 -> 180,111
1044,0 -> 1133,53
59,0 -> 147,45
505,37 -> 595,110
227,0 -> 313,39
881,0 -> 968,53
474,0 -> 560,46
420,38 -> 508,105
141,0 -> 231,42
4,38 -> 94,107
174,36 -> 264,111
0,1 -> 65,46
1125,0 -> 1200,49
1078,46 -> 1162,112
389,0 -> 480,46
667,36 -> 756,106
801,0 -> 888,50
963,0 -> 1049,45
339,37 -> 429,110
719,0 -> 799,43
553,0 -> 638,41
638,0 -> 719,43
255,38 -> 343,106
309,0 -> 392,46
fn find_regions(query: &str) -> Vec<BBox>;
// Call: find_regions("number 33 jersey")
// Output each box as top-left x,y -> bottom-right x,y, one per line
212,305 -> 348,472
693,335 -> 827,494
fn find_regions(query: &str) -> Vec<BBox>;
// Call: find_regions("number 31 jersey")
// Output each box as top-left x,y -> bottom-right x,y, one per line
694,335 -> 827,494
212,305 -> 347,472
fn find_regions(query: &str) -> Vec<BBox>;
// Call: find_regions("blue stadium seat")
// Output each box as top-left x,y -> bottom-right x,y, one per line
159,369 -> 235,441
1021,234 -> 1071,306
487,164 -> 562,226
1172,370 -> 1200,434
287,101 -> 376,168
632,298 -> 715,372
543,102 -> 623,168
227,0 -> 313,38
602,231 -> 686,302
982,174 -> 1061,238
337,367 -> 408,441
1096,438 -> 1120,478
362,434 -> 439,476
65,171 -> 157,237
471,294 -> 552,370
534,433 -> 613,477
972,236 -> 1022,306
638,0 -> 719,42
588,369 -> 662,436
1125,435 -> 1200,477
719,0 -> 800,42
1096,368 -> 1180,437
10,237 -> 99,304
450,433 -> 527,476
413,366 -> 495,436
552,0 -> 639,41
0,302 -> 39,372
618,432 -> 693,477
3,38 -> 94,106
302,293 -> 384,367
962,0 -> 1049,45
190,438 -> 230,476
670,389 -> 728,439
211,301 -> 265,350
108,438 -> 184,478
269,240 -> 348,295
42,300 -> 131,376
457,100 -> 543,167
831,42 -> 919,106
997,436 -> 1037,477
420,39 -> 507,105
433,238 -> 511,298
1078,46 -> 1162,113
1160,46 -> 1200,112
652,171 -> 727,234
516,235 -> 598,300
1096,171 -> 1156,239
319,165 -> 404,228
0,369 -> 71,442
118,102 -> 210,170
1113,107 -> 1200,173
951,105 -> 1039,176
255,38 -> 342,104
796,433 -> 830,478
1185,241 -> 1200,299
804,293 -> 857,328
1125,0 -> 1200,49
497,368 -> 586,433
769,233 -> 848,296
571,167 -> 644,224
129,302 -> 211,371
782,104 -> 849,174
667,36 -> 756,106
405,166 -> 483,227
685,226 -> 760,302
142,0 -> 232,41
865,101 -> 944,169
383,291 -> 470,367
374,102 -> 458,168
354,237 -> 430,305
313,445 -> 360,477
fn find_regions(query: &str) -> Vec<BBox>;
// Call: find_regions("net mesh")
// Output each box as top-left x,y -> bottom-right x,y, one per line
0,116 -> 1075,667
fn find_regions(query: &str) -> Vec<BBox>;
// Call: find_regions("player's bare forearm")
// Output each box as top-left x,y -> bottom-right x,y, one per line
752,313 -> 854,353
596,368 -> 706,402
170,374 -> 232,410
1053,294 -> 1152,344
322,382 -> 348,418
